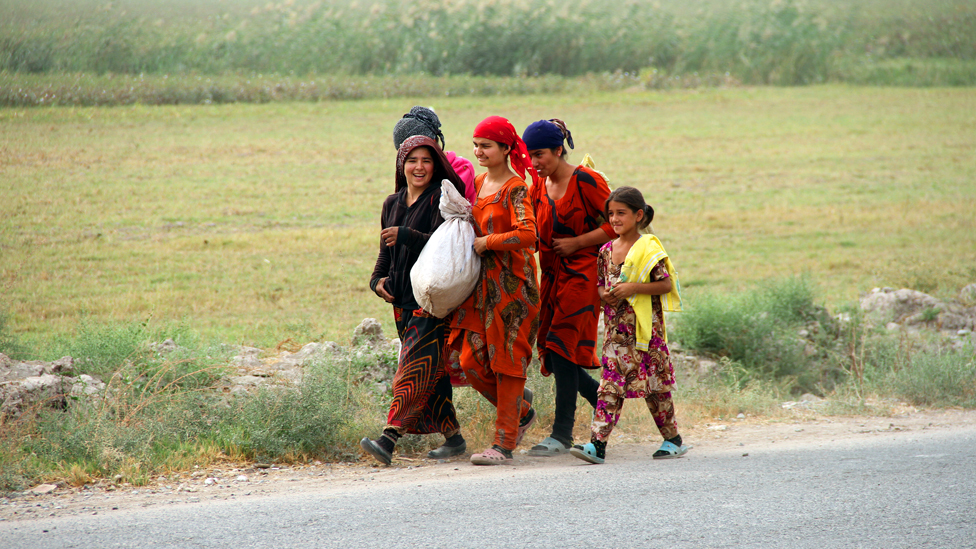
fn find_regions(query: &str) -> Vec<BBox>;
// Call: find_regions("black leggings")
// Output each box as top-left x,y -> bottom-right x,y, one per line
545,352 -> 600,447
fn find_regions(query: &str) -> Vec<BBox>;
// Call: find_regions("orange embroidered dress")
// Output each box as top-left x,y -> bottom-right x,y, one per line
450,174 -> 541,378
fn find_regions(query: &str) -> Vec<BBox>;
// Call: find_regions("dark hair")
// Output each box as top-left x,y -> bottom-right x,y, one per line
548,118 -> 573,159
605,186 -> 654,230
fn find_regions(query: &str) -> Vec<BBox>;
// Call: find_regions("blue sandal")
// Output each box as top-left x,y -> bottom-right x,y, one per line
653,440 -> 690,459
527,437 -> 570,457
569,442 -> 605,464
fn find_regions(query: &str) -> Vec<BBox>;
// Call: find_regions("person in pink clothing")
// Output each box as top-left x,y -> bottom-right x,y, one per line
393,106 -> 476,204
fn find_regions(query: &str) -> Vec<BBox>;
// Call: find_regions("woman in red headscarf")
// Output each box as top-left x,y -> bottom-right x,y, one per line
449,115 -> 540,465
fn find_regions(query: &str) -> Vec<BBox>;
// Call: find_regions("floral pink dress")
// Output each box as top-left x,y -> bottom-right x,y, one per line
596,241 -> 675,398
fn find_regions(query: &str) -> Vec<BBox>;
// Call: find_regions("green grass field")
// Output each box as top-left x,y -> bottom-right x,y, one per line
2,0 -> 974,490
3,85 -> 975,351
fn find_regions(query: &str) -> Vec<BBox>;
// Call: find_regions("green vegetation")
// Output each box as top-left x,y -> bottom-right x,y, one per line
0,72 -> 633,108
673,276 -> 828,387
0,344 -> 383,491
673,276 -> 976,405
0,311 -> 28,360
1,0 -> 975,98
3,86 -> 974,349
859,342 -> 976,408
1,5 -> 974,488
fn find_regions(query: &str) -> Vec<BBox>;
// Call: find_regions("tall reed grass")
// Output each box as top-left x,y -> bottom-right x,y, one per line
2,0 -> 974,87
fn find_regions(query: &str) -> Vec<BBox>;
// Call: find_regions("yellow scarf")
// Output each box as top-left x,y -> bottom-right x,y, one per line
619,234 -> 682,349
580,153 -> 611,188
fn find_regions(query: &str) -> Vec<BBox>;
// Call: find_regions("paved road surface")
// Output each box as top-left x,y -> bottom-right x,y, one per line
3,424 -> 974,548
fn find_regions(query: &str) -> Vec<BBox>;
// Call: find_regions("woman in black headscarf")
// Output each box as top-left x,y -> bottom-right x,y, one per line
393,106 -> 476,204
361,136 -> 470,465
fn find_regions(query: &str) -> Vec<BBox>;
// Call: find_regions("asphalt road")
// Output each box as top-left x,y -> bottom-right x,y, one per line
3,425 -> 974,549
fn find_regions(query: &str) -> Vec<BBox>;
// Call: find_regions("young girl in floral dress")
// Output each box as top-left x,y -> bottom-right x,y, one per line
570,186 -> 689,464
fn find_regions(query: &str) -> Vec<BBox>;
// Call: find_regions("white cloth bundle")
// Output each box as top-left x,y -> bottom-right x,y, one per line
410,179 -> 481,318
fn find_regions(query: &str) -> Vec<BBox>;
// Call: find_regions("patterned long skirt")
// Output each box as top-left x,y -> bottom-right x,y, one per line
386,307 -> 460,436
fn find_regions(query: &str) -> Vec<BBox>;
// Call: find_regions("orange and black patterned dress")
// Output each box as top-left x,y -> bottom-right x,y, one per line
531,165 -> 615,371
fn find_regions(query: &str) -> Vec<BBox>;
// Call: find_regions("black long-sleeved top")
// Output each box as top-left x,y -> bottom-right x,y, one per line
369,184 -> 445,310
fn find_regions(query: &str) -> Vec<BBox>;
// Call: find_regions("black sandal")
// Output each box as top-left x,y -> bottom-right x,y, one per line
427,439 -> 467,459
360,437 -> 393,465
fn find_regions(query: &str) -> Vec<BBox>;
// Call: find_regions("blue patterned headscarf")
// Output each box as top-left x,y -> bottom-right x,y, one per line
522,119 -> 574,151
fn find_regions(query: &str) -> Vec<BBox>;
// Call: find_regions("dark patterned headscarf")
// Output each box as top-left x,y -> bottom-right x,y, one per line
393,106 -> 445,150
395,135 -> 466,196
472,115 -> 541,187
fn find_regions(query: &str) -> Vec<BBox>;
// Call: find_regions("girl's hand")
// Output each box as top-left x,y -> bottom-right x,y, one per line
473,236 -> 489,255
605,282 -> 637,306
380,227 -> 399,247
611,282 -> 639,299
552,236 -> 581,257
600,285 -> 622,307
375,277 -> 395,303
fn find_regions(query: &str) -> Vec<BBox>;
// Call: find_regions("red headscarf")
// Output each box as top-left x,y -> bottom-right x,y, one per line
473,115 -> 541,187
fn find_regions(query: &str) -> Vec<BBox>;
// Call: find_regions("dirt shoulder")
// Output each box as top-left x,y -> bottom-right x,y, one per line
3,408 -> 975,522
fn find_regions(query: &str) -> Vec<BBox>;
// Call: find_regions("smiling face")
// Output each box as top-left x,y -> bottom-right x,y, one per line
402,146 -> 435,192
527,147 -> 562,179
472,137 -> 510,169
606,199 -> 644,236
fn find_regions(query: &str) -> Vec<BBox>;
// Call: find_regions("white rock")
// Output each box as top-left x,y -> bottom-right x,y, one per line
30,484 -> 57,495
151,338 -> 179,354
236,475 -> 249,482
959,283 -> 976,306
70,374 -> 105,397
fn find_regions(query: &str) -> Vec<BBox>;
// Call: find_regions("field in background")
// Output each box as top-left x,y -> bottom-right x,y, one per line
3,82 -> 975,490
2,85 -> 974,351
2,0 -> 975,90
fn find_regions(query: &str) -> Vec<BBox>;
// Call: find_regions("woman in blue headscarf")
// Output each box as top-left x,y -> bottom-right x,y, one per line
522,119 -> 615,457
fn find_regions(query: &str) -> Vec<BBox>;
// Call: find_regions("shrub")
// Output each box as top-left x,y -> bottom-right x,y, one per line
673,275 -> 826,388
215,355 -> 380,462
4,363 -> 228,491
855,335 -> 976,408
